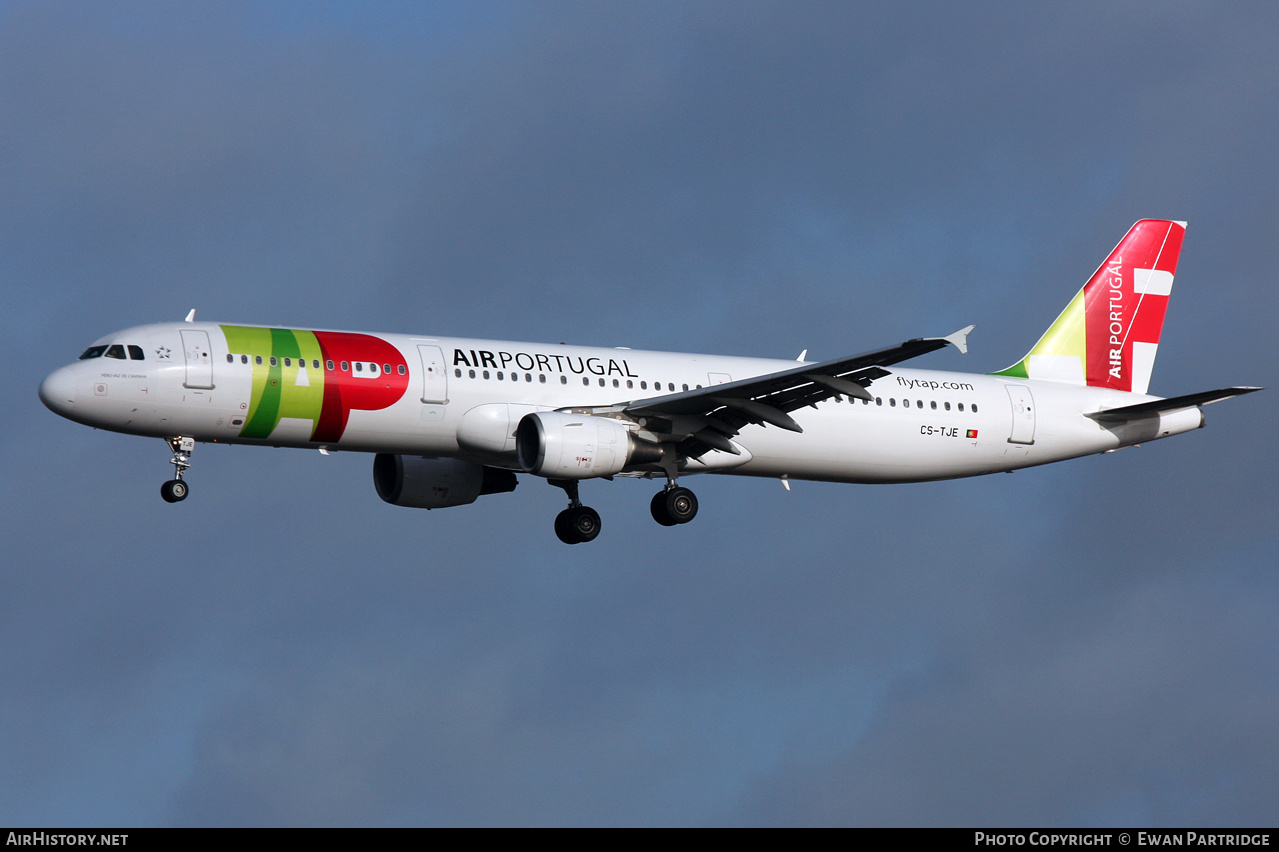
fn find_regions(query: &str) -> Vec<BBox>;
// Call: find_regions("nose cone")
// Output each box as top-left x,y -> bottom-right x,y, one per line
39,365 -> 78,416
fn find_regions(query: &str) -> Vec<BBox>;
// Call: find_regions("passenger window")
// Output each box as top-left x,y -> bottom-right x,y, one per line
226,354 -> 234,363
326,360 -> 334,370
916,400 -> 923,409
668,383 -> 675,392
482,370 -> 489,379
256,356 -> 263,365
78,346 -> 107,360
958,402 -> 964,412
890,398 -> 896,407
341,361 -> 349,371
560,376 -> 567,385
627,380 -> 633,389
398,365 -> 406,375
525,373 -> 532,382
583,377 -> 590,386
455,368 -> 461,378
355,362 -> 363,372
930,400 -> 937,410
972,403 -> 978,413
469,369 -> 476,378
127,345 -> 145,360
640,381 -> 647,390
313,360 -> 320,369
242,355 -> 249,364
284,358 -> 291,367
944,402 -> 950,411
270,357 -> 278,367
384,363 -> 391,374
613,379 -> 619,388
105,345 -> 126,359
496,371 -> 504,380
539,374 -> 546,383
682,384 -> 689,391
875,397 -> 882,406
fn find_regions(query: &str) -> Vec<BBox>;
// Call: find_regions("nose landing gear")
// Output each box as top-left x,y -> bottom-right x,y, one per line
161,436 -> 195,503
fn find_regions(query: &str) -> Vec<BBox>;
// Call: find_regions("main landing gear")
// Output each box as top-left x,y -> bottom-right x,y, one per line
548,478 -> 700,544
160,436 -> 195,503
650,485 -> 698,527
550,479 -> 601,544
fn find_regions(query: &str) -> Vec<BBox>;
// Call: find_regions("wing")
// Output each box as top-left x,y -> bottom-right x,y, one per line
570,325 -> 974,457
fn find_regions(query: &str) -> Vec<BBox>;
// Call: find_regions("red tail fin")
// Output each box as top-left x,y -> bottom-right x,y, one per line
1084,219 -> 1185,393
996,219 -> 1186,394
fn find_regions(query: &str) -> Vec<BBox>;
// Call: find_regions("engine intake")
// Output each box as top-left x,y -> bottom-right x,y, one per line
373,454 -> 517,509
516,412 -> 663,479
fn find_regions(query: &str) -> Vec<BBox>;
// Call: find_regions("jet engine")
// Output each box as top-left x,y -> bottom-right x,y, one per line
515,411 -> 663,479
373,454 -> 517,509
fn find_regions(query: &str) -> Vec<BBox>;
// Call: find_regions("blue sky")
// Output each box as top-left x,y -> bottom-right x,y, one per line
3,0 -> 1277,825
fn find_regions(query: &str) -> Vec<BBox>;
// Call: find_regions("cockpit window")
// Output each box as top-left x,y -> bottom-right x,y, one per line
128,345 -> 145,360
105,345 -> 127,359
79,346 -> 108,360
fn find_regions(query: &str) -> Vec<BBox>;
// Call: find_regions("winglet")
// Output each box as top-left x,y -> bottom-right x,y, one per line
184,309 -> 196,323
943,325 -> 975,355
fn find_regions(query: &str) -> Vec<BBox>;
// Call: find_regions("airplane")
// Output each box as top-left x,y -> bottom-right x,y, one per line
39,219 -> 1259,544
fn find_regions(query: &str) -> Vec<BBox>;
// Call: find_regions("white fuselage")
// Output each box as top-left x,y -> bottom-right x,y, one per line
39,321 -> 1203,485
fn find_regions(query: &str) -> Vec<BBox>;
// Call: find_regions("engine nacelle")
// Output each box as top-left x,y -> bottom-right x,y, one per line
516,412 -> 663,479
373,454 -> 517,509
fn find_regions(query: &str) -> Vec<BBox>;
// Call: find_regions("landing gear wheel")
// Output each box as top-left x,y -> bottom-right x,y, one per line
555,506 -> 601,544
162,436 -> 195,504
650,491 -> 678,526
664,486 -> 698,524
554,510 -> 574,544
160,479 -> 189,503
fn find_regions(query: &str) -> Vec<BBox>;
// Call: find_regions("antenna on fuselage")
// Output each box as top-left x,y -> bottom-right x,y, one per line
184,309 -> 196,323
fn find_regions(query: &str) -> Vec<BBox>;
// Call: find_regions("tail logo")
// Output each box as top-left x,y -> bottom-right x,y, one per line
996,220 -> 1185,395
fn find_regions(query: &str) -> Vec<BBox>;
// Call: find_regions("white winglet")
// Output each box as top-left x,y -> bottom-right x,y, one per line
184,309 -> 196,323
781,476 -> 791,491
796,349 -> 808,362
943,324 -> 975,355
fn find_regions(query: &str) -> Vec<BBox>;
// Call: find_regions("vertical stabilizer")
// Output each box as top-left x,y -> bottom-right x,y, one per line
995,219 -> 1186,394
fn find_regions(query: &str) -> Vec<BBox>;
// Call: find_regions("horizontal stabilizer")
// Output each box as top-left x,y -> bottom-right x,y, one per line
1085,386 -> 1262,423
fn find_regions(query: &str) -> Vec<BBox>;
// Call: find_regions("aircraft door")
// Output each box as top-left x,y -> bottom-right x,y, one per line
180,329 -> 214,389
708,372 -> 732,386
1005,384 -> 1036,445
418,345 -> 448,404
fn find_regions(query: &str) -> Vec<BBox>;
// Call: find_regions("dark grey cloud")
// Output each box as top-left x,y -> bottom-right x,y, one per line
2,0 -> 1276,825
